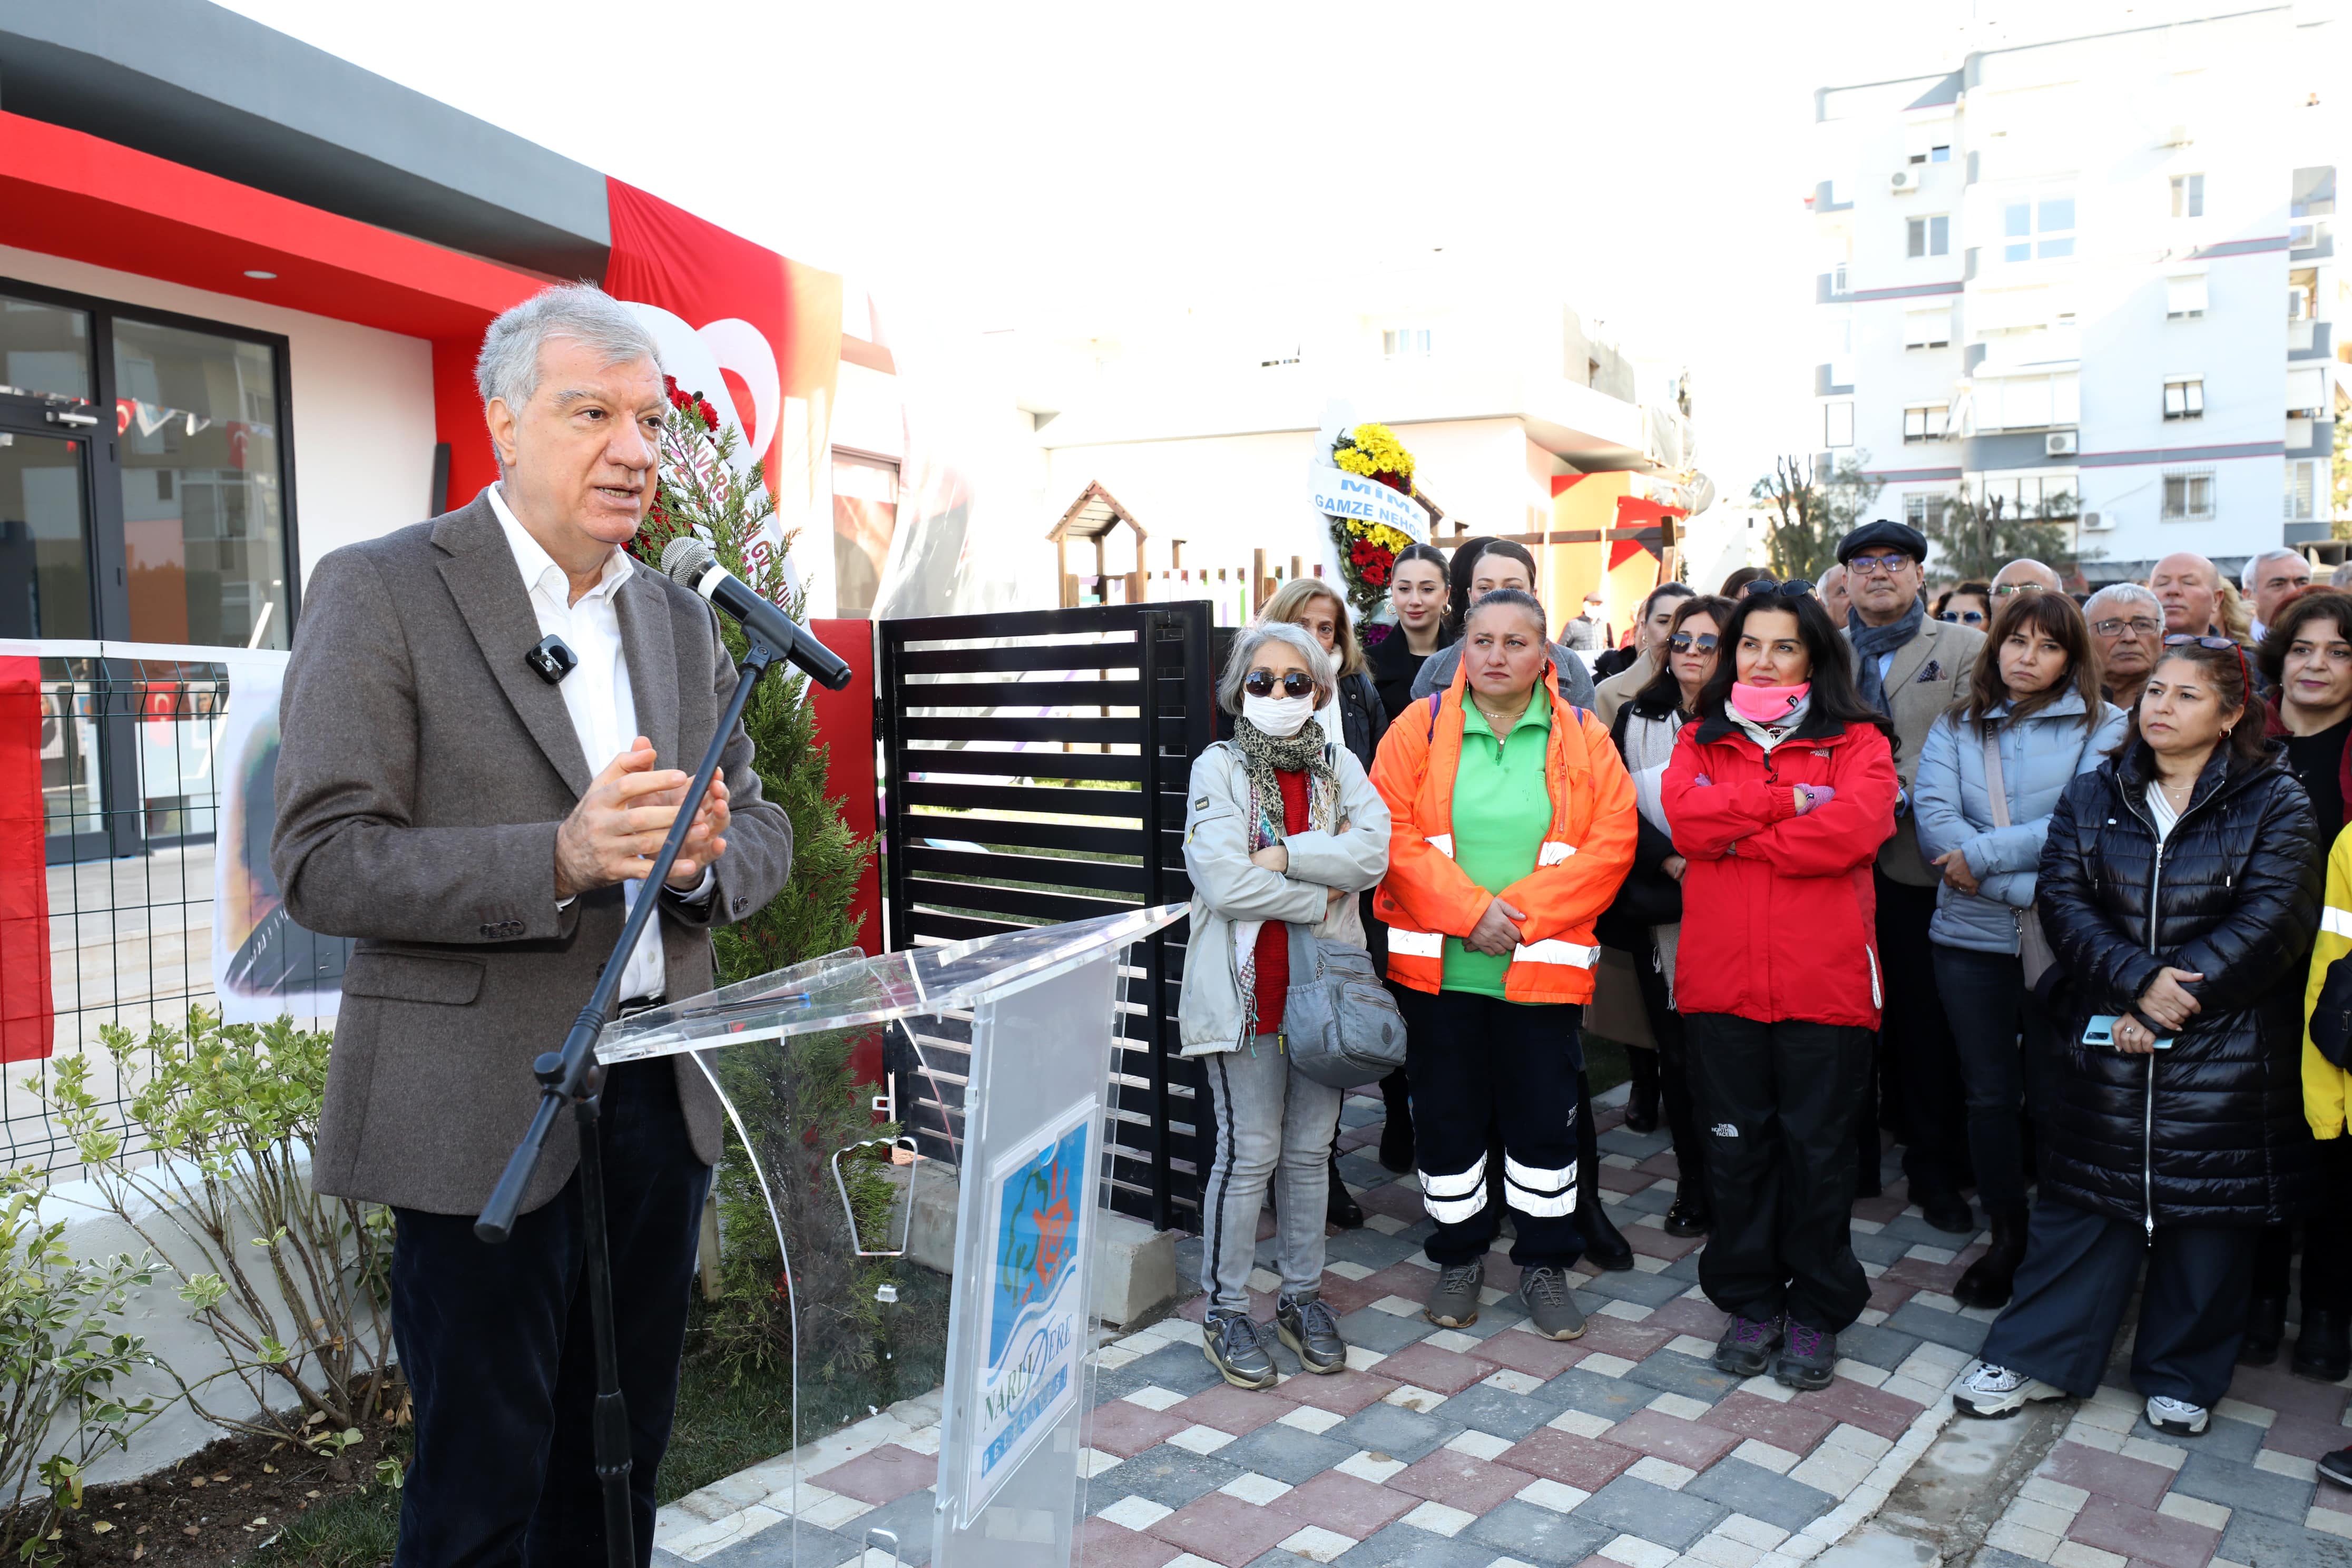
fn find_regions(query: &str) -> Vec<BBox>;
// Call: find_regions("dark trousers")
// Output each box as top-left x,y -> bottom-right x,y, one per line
1979,1198 -> 2257,1407
391,1061 -> 714,1568
1630,937 -> 1708,1213
1876,873 -> 1969,1200
1932,945 -> 2051,1214
1686,1012 -> 1873,1332
1410,991 -> 1585,1269
2252,1137 -> 2352,1311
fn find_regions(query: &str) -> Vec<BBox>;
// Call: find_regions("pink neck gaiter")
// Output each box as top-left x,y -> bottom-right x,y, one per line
1730,681 -> 1810,722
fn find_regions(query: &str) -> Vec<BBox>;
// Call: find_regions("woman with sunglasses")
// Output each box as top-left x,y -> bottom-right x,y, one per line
1661,580 -> 1899,1389
1955,638 -> 2320,1438
1602,594 -> 1736,1237
1912,592 -> 2126,1310
1934,581 -> 1992,629
1180,622 -> 1392,1389
1373,589 -> 1638,1339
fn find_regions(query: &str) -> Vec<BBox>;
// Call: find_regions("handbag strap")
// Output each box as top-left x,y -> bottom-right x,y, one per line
1981,722 -> 2013,830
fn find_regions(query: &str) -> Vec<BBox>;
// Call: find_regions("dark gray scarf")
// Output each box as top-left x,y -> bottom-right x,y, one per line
1849,596 -> 1925,717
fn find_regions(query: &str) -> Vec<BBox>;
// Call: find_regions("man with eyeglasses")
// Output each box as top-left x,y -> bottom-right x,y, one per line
1819,563 -> 1851,626
1992,558 -> 2062,597
2083,583 -> 2165,713
1837,518 -> 1986,1235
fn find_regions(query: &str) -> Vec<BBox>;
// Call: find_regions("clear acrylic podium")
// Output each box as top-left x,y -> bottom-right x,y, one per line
601,904 -> 1186,1566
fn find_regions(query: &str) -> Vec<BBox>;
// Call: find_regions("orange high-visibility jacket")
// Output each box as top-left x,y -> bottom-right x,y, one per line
1370,658 -> 1639,1005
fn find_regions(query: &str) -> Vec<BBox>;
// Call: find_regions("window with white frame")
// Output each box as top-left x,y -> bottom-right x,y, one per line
2162,470 -> 2217,521
1904,306 -> 1952,349
1979,474 -> 2076,520
1383,328 -> 1432,358
2163,377 -> 2205,420
2165,274 -> 2208,319
2287,459 -> 2320,521
1903,404 -> 1950,443
1907,215 -> 1951,258
2170,173 -> 2205,219
1904,494 -> 1952,530
1824,400 -> 1854,448
2002,193 -> 2076,261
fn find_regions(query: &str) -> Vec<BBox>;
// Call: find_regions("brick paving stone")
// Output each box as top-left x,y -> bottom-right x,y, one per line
1835,1321 -> 1926,1373
1388,1447 -> 1541,1515
1598,1125 -> 1669,1158
1789,1377 -> 1925,1442
1502,1429 -> 1644,1492
2129,1413 -> 2267,1466
1683,1455 -> 1840,1533
1354,1261 -> 1444,1304
1267,1469 -> 1419,1537
1462,1498 -> 1615,1566
2065,1493 -> 2224,1568
1623,1226 -> 1702,1262
1372,1342 -> 1500,1395
1575,1315 -> 1675,1363
1076,1516 -> 1186,1568
1357,1181 -> 1425,1223
1476,1328 -> 1594,1381
1091,1444 -> 1250,1511
1326,1400 -> 1465,1465
698,1523 -> 861,1568
1324,1227 -> 1423,1271
2226,1361 -> 2352,1427
1570,1473 -> 1731,1552
1643,1297 -> 1731,1340
1865,1279 -> 1919,1315
1881,1253 -> 1969,1294
1339,1305 -> 1438,1356
1697,1389 -> 1838,1456
1634,1149 -> 1682,1179
1575,1269 -> 1693,1309
1327,1519 -> 1502,1565
2169,1450 -> 2318,1523
1432,1381 -> 1579,1442
1602,1409 -> 1742,1471
808,1443 -> 936,1506
1483,1257 -> 1526,1294
1884,1298 -> 1991,1356
1878,1212 -> 1982,1248
1209,1424 -> 1361,1486
1316,1271 -> 1391,1317
1149,1490 -> 1307,1565
2041,1440 -> 2178,1511
1621,1349 -> 1743,1406
1170,1384 -> 1292,1439
2219,1506 -> 2352,1566
1613,1184 -> 1678,1217
1094,1399 -> 1201,1458
1270,1368 -> 1402,1417
1849,1230 -> 1913,1267
1105,1342 -> 1233,1401
1850,1188 -> 1912,1225
1540,1366 -> 1660,1424
838,1488 -> 935,1564
2263,1412 -> 2352,1462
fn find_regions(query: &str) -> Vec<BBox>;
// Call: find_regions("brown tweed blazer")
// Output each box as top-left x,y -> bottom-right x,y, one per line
271,492 -> 792,1216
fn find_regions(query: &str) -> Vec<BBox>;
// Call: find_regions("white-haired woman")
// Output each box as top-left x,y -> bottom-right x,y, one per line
1181,621 -> 1391,1388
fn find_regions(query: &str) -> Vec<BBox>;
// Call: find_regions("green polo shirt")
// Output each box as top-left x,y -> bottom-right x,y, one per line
1442,695 -> 1554,998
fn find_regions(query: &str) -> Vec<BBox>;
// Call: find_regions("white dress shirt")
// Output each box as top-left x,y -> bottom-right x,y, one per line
489,485 -> 705,1002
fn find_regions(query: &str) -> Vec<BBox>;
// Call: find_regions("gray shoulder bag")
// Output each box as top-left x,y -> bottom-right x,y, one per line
1981,724 -> 2058,986
1280,923 -> 1408,1087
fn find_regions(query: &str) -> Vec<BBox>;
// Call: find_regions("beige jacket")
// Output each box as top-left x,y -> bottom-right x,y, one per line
1844,615 -> 1985,885
1593,651 -> 1657,728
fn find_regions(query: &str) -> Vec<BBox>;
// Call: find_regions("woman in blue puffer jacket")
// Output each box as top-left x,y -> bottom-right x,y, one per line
1914,590 -> 2127,1309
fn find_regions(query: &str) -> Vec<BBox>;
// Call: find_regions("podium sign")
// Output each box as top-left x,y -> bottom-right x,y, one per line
601,904 -> 1183,1565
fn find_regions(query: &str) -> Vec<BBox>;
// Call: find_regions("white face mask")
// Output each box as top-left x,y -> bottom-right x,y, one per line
1242,691 -> 1317,737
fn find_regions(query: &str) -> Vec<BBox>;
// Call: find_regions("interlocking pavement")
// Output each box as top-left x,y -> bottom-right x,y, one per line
650,1089 -> 2352,1568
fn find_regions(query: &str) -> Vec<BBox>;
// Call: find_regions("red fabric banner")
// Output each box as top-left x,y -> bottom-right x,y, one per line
0,657 -> 54,1062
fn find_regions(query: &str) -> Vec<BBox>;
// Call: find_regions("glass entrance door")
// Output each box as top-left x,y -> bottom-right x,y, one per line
0,427 -> 94,641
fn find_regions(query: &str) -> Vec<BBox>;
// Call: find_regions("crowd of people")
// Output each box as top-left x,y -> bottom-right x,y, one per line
1178,522 -> 2352,1476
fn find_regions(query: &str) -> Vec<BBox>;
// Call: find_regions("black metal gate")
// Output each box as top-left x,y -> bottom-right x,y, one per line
877,602 -> 1214,1230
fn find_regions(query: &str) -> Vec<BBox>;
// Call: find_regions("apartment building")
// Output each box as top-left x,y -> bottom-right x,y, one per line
1812,6 -> 2338,582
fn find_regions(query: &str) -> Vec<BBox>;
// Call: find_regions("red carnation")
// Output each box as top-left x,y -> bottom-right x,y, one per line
696,398 -> 720,430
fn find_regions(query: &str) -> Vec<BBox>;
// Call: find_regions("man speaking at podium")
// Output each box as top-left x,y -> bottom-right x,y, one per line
272,283 -> 792,1565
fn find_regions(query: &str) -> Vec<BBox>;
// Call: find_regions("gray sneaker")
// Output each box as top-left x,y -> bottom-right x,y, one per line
1773,1320 -> 1838,1391
1425,1261 -> 1485,1328
1518,1265 -> 1586,1341
1202,1310 -> 1277,1390
1277,1295 -> 1347,1374
1713,1312 -> 1783,1378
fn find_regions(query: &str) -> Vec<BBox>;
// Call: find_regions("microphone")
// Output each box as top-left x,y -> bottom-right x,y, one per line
661,538 -> 854,690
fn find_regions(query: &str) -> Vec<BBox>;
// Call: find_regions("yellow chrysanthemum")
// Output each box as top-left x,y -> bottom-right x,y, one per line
1339,423 -> 1416,480
1334,446 -> 1382,477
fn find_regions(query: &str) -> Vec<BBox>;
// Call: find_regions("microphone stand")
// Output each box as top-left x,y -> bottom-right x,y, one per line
475,622 -> 787,1568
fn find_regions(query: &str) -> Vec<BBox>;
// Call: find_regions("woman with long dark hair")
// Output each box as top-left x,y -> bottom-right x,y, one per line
1913,593 -> 2126,1309
1955,639 -> 2320,1437
1368,543 -> 1453,723
1412,538 -> 1597,710
1603,594 -> 1734,1234
1662,582 -> 1900,1389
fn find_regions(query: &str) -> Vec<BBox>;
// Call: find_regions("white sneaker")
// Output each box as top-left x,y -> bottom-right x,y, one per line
1953,1363 -> 2069,1419
2145,1395 -> 2209,1436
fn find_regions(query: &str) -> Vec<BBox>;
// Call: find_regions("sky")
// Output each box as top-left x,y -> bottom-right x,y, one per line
219,0 -> 2343,512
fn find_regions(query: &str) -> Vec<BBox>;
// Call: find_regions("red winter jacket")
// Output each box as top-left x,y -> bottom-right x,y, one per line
1661,709 -> 1900,1029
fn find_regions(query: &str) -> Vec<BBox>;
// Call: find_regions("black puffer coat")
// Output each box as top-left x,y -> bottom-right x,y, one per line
2034,742 -> 2323,1230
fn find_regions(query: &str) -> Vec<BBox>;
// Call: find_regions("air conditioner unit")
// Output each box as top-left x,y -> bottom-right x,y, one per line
2081,510 -> 2112,531
2046,431 -> 2079,456
1890,168 -> 1922,193
2161,124 -> 2194,148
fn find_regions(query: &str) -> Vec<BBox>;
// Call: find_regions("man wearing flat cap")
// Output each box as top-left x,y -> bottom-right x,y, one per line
1837,518 -> 1983,1238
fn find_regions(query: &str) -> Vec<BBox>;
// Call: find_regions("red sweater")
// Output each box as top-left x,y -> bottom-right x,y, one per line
1251,769 -> 1311,1035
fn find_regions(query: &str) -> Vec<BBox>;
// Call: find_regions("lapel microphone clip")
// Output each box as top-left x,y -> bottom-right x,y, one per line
526,634 -> 578,685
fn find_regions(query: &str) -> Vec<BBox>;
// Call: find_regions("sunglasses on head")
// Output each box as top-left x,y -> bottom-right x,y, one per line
1668,631 -> 1719,654
1243,670 -> 1316,699
1993,582 -> 2050,596
1938,609 -> 1986,625
1741,578 -> 1815,599
2162,632 -> 2252,685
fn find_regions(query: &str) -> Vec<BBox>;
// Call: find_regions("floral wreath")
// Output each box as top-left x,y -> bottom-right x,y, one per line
1323,423 -> 1435,642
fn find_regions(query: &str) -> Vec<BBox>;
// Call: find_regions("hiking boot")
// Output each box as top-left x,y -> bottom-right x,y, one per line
1624,1049 -> 1661,1134
1952,1207 -> 2027,1311
1773,1320 -> 1838,1391
1201,1310 -> 1277,1390
1277,1295 -> 1347,1375
1713,1313 -> 1782,1378
2295,1308 -> 2352,1384
1953,1363 -> 2068,1419
1662,1195 -> 1710,1238
1518,1265 -> 1586,1341
1425,1261 -> 1485,1328
2145,1395 -> 2209,1436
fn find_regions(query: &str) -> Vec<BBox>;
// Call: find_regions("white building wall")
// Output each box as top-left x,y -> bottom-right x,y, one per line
0,246 -> 437,585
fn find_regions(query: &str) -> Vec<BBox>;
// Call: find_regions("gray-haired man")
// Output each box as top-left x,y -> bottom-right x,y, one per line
273,283 -> 792,1565
2084,583 -> 2165,713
